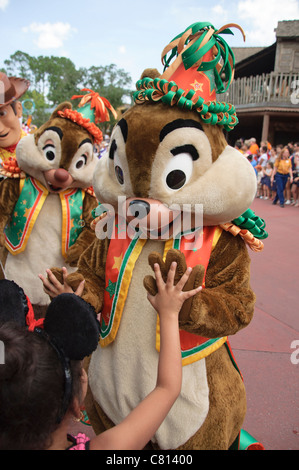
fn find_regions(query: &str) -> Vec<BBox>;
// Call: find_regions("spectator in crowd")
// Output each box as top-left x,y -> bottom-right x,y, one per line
258,145 -> 268,168
249,138 -> 259,157
256,165 -> 264,198
241,142 -> 251,157
233,137 -> 299,206
276,144 -> 283,159
271,146 -> 293,207
260,162 -> 273,200
291,152 -> 299,206
234,140 -> 243,153
269,148 -> 277,164
247,154 -> 257,175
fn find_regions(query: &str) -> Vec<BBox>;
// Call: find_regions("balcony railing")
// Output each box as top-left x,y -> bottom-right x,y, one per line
217,72 -> 299,106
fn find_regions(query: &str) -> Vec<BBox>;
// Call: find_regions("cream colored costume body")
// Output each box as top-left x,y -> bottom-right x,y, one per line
5,194 -> 76,305
89,240 -> 209,450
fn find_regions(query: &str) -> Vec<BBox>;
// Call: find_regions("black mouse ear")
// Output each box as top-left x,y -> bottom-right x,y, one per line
43,294 -> 100,360
0,279 -> 29,326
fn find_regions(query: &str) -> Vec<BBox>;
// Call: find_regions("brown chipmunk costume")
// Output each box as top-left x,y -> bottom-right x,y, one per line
52,22 -> 267,449
0,90 -> 116,316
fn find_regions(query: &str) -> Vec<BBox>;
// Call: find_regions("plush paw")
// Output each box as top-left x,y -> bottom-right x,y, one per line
143,248 -> 205,322
49,267 -> 85,292
49,267 -> 64,284
64,271 -> 86,292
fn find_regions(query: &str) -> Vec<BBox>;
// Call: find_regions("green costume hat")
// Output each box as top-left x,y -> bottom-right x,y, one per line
134,22 -> 245,131
58,89 -> 117,144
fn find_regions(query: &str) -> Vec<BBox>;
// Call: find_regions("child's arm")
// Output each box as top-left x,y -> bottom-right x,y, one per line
89,262 -> 202,450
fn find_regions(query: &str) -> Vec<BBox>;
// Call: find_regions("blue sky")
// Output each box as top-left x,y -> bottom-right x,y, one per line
1,0 -> 298,85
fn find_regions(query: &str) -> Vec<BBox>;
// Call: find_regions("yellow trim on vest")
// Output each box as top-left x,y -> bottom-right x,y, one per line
181,336 -> 227,365
100,237 -> 147,347
19,180 -> 48,255
212,226 -> 223,251
60,190 -> 86,258
5,179 -> 48,255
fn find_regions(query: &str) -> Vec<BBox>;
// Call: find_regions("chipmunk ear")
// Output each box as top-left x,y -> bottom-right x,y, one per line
140,68 -> 161,79
43,294 -> 100,360
0,279 -> 29,327
50,101 -> 72,119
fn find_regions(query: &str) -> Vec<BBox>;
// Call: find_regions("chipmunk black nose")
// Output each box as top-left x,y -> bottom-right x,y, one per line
129,200 -> 151,219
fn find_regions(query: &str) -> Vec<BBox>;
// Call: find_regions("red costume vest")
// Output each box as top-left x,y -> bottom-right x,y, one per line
99,216 -> 226,365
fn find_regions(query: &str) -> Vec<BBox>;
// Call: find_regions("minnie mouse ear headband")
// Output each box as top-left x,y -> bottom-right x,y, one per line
133,21 -> 245,132
0,280 -> 100,361
0,281 -> 100,422
0,279 -> 39,328
43,293 -> 100,361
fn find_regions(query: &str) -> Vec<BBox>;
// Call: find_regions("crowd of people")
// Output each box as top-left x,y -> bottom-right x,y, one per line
235,138 -> 299,208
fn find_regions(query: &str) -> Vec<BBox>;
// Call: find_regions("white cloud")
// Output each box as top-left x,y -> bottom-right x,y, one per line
238,0 -> 299,45
22,22 -> 77,50
212,4 -> 226,15
0,0 -> 9,10
119,45 -> 126,54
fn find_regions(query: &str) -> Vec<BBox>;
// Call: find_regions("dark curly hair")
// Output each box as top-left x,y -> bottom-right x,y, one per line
0,322 -> 83,450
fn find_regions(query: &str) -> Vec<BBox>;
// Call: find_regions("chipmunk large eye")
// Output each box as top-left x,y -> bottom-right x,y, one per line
166,169 -> 187,190
113,145 -> 125,185
163,150 -> 194,191
115,165 -> 124,185
75,154 -> 87,169
43,143 -> 56,161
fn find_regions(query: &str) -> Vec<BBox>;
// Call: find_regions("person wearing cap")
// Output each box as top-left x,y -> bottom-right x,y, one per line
0,73 -> 30,165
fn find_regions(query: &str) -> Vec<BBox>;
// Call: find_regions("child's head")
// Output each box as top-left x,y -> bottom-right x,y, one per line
0,282 -> 100,450
267,162 -> 273,169
0,322 -> 84,450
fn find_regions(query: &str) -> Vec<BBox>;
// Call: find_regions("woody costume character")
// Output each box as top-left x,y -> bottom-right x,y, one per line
0,72 -> 30,170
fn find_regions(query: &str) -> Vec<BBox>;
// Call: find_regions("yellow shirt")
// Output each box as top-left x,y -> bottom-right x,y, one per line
275,159 -> 291,174
0,129 -> 27,163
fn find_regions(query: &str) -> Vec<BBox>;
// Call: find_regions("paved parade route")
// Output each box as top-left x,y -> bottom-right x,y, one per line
229,198 -> 299,450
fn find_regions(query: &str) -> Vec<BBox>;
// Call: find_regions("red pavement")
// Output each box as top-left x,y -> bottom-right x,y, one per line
229,197 -> 299,450
69,198 -> 299,450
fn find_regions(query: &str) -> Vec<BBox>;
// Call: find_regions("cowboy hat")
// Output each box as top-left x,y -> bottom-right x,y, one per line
0,72 -> 30,108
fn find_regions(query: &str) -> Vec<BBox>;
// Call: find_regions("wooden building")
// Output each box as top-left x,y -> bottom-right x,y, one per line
217,20 -> 299,146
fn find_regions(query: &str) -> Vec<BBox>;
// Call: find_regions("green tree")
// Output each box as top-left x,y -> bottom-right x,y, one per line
1,51 -> 134,129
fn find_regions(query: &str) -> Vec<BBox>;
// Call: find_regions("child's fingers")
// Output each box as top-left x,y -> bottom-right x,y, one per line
38,274 -> 58,296
38,273 -> 53,291
62,267 -> 69,283
75,279 -> 85,297
166,261 -> 177,287
46,269 -> 63,289
153,263 -> 164,290
175,267 -> 192,290
182,285 -> 202,299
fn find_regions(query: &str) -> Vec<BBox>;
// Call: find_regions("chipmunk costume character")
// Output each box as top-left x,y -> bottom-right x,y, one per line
52,22 -> 267,449
0,89 -> 116,316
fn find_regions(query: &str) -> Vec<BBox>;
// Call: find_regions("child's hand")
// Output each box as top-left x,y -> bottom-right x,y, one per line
147,262 -> 202,317
38,267 -> 85,298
